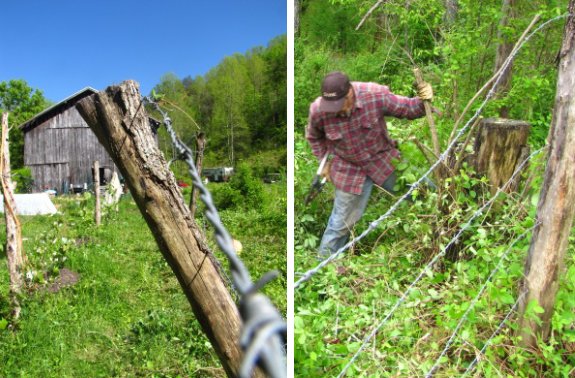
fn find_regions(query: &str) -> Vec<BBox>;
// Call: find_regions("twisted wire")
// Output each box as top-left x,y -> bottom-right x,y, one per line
337,148 -> 542,378
145,98 -> 286,378
461,292 -> 527,377
424,223 -> 540,377
294,14 -> 566,290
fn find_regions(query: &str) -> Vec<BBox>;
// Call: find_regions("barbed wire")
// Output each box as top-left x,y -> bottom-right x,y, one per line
336,148 -> 542,378
294,14 -> 566,289
144,98 -> 286,378
424,223 -> 540,377
461,291 -> 527,377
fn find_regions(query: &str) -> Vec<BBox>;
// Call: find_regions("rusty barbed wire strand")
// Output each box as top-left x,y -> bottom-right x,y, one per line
144,98 -> 286,378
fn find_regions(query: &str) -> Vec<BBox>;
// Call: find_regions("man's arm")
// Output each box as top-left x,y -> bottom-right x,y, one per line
305,102 -> 328,160
382,91 -> 426,120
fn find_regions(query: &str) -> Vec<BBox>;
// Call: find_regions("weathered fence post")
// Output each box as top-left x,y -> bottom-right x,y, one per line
518,2 -> 575,349
76,81 -> 258,378
473,118 -> 530,195
93,160 -> 101,226
0,113 -> 26,319
190,132 -> 206,217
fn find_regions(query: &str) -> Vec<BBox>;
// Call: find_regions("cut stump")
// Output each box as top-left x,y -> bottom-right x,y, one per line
474,117 -> 530,195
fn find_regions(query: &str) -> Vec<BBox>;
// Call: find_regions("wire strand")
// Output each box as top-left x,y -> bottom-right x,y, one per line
145,98 -> 286,378
424,223 -> 540,377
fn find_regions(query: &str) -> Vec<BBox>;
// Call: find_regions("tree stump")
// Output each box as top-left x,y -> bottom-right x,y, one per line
76,81 -> 257,378
473,118 -> 530,195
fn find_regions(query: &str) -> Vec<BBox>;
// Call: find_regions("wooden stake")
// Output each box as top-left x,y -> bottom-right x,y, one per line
190,132 -> 206,217
413,67 -> 441,159
0,113 -> 26,319
94,160 -> 101,226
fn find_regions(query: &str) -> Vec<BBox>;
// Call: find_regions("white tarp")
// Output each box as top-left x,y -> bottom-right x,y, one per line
0,193 -> 57,215
104,172 -> 122,206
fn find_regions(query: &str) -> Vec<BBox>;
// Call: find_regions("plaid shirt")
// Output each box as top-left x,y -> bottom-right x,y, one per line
306,82 -> 426,195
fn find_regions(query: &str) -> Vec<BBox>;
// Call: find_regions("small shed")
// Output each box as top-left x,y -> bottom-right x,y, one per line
20,87 -> 118,193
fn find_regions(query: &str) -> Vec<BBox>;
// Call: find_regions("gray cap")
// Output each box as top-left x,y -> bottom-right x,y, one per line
319,71 -> 351,113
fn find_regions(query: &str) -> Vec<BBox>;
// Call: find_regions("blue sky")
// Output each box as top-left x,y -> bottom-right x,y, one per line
1,0 -> 286,103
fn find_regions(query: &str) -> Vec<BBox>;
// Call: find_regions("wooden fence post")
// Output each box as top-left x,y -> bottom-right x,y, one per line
0,113 -> 26,319
94,160 -> 101,226
190,132 -> 206,217
76,81 -> 258,378
518,2 -> 575,348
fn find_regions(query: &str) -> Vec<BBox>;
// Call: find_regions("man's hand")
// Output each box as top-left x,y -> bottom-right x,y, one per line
321,159 -> 332,182
417,82 -> 433,101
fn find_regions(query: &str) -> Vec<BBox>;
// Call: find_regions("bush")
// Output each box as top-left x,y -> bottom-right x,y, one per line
210,184 -> 243,210
229,163 -> 265,209
12,167 -> 33,193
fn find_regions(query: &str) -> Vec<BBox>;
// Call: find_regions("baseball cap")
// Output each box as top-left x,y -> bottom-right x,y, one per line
319,71 -> 351,113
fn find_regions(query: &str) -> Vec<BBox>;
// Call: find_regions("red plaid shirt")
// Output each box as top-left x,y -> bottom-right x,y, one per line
306,82 -> 426,195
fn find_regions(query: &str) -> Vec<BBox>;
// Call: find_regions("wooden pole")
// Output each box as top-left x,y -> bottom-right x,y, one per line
94,160 -> 101,226
413,67 -> 445,189
413,68 -> 441,158
189,132 -> 206,217
518,1 -> 575,348
0,113 -> 26,319
76,81 -> 256,378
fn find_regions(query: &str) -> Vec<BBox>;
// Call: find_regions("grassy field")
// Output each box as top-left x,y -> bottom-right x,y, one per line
0,180 -> 286,377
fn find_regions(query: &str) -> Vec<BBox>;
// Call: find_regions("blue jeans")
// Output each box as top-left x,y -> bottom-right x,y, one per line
318,173 -> 396,257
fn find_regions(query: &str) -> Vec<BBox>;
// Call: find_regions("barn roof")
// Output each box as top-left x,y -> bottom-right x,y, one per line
19,87 -> 98,132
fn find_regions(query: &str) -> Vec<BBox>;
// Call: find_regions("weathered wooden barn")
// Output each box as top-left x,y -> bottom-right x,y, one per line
20,87 -> 118,193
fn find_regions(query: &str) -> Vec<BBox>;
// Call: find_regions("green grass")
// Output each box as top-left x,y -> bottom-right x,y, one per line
0,182 -> 286,377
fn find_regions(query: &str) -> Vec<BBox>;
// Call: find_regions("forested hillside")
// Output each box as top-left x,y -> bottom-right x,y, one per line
295,1 -> 575,377
153,35 -> 287,176
0,35 -> 286,180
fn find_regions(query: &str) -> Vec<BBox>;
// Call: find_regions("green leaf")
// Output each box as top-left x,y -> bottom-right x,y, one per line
0,318 -> 7,330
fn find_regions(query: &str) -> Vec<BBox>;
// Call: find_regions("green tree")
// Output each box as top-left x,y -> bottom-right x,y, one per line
0,80 -> 49,169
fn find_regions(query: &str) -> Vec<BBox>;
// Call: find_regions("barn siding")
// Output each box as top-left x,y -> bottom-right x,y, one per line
24,104 -> 117,193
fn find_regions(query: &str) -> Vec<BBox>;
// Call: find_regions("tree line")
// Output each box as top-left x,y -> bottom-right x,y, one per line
153,35 -> 287,172
295,0 -> 565,145
0,34 -> 286,177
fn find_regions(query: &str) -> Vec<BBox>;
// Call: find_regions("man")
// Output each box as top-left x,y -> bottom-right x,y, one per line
306,71 -> 433,258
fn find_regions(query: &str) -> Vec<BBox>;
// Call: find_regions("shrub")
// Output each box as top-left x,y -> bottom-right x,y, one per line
12,167 -> 33,193
210,184 -> 243,210
229,163 -> 265,210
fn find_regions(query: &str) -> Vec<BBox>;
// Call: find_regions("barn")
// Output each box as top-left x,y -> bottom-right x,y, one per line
20,87 -> 118,194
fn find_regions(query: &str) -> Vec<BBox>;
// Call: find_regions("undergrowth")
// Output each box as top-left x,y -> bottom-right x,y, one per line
0,175 -> 286,377
295,131 -> 575,377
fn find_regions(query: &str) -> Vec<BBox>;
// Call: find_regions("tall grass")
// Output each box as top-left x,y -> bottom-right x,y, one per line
0,177 -> 286,377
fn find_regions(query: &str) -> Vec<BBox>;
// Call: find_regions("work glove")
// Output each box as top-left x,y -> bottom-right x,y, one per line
321,159 -> 332,182
417,82 -> 433,101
